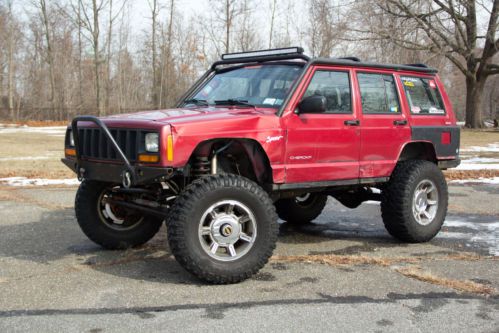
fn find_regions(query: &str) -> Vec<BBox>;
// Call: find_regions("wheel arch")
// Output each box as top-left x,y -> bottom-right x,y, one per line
188,138 -> 274,184
397,141 -> 437,163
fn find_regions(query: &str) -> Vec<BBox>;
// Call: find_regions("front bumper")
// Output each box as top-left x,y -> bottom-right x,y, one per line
62,158 -> 174,185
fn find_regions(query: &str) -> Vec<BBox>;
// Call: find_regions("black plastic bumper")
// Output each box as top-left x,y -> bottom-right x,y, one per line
438,158 -> 461,169
62,158 -> 174,185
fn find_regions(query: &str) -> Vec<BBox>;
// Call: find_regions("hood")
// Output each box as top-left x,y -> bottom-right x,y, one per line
104,107 -> 278,124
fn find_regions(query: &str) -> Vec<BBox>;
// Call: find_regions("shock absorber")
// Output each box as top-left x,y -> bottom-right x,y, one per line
191,156 -> 211,177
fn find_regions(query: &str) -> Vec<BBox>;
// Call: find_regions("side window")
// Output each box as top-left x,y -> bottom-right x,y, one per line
401,76 -> 446,115
302,70 -> 352,114
357,73 -> 400,114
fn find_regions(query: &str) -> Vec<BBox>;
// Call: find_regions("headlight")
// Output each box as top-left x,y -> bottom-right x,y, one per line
69,131 -> 75,146
145,133 -> 159,152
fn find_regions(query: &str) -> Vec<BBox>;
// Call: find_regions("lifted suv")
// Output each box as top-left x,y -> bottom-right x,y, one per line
63,47 -> 460,284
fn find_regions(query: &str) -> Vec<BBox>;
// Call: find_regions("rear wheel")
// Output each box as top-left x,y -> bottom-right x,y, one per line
167,174 -> 278,284
75,180 -> 163,249
381,160 -> 448,242
275,193 -> 328,225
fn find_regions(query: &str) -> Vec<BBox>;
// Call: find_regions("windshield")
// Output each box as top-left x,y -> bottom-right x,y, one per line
186,64 -> 303,109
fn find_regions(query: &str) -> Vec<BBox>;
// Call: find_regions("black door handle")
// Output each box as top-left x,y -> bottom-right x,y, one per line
344,120 -> 360,126
393,120 -> 408,126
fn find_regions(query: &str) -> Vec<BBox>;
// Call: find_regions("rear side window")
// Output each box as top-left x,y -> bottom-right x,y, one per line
357,73 -> 400,114
302,70 -> 352,114
401,76 -> 445,115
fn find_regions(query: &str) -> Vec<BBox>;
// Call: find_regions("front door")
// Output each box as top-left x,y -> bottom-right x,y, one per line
284,67 -> 361,183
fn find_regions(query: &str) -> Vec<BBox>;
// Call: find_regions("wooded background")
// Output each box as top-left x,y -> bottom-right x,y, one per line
0,0 -> 497,127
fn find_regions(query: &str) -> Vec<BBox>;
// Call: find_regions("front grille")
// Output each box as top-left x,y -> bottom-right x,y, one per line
75,128 -> 152,162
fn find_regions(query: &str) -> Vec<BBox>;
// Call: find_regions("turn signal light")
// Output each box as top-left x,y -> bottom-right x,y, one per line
138,154 -> 159,163
166,135 -> 173,161
65,148 -> 76,156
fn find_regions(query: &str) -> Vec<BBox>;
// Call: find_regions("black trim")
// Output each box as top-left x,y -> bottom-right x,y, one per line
411,126 -> 460,159
272,177 -> 389,191
221,47 -> 306,60
312,58 -> 438,74
62,158 -> 174,185
438,159 -> 461,169
212,54 -> 310,69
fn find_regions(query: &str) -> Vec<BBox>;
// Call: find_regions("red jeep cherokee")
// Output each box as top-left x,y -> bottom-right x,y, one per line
63,47 -> 460,283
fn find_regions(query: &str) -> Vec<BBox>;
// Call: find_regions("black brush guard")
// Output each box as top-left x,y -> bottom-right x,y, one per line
62,116 -> 173,187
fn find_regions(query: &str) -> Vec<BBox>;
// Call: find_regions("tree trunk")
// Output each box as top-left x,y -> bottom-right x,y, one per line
225,0 -> 230,53
40,0 -> 58,120
92,0 -> 102,116
464,76 -> 485,128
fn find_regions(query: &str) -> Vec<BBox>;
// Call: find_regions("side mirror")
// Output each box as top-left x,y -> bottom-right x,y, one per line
297,95 -> 327,114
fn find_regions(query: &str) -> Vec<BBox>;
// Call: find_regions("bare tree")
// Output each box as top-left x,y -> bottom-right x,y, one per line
36,0 -> 58,117
77,0 -> 106,116
208,0 -> 243,54
268,0 -> 277,48
369,0 -> 499,128
307,0 -> 348,57
4,1 -> 19,119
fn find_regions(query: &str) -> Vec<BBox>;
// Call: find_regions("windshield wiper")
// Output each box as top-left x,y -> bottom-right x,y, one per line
214,99 -> 255,108
183,98 -> 209,106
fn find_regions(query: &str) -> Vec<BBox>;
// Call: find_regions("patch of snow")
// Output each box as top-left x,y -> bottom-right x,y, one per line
455,162 -> 499,170
0,156 -> 50,161
450,177 -> 499,184
0,177 -> 79,187
442,218 -> 499,256
461,157 -> 499,164
461,143 -> 499,153
364,200 -> 381,205
0,126 -> 67,135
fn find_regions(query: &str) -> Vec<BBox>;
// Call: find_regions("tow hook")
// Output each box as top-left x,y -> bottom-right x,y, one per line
77,167 -> 85,181
122,170 -> 133,188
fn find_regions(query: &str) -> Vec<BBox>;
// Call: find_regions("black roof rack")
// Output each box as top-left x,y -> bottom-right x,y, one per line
212,47 -> 310,69
210,47 -> 437,73
403,63 -> 429,68
338,57 -> 361,62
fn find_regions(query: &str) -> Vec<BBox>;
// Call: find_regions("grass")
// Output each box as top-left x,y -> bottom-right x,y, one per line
460,129 -> 499,149
0,124 -> 497,180
395,266 -> 496,295
271,254 -> 419,267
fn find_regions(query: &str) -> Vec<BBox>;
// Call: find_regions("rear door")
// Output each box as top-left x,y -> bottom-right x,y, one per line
284,66 -> 361,183
354,70 -> 411,178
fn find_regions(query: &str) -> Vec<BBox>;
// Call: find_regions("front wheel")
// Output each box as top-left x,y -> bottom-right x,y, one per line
75,180 -> 163,249
167,174 -> 279,284
381,160 -> 448,243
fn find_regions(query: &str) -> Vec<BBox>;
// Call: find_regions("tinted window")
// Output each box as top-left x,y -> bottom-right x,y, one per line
302,70 -> 351,113
191,64 -> 303,109
401,76 -> 445,115
357,73 -> 400,114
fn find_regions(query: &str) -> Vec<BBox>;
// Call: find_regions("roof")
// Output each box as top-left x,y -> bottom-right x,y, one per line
312,57 -> 438,74
214,47 -> 438,74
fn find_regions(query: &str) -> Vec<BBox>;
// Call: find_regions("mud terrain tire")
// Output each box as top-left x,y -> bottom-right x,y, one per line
381,160 -> 448,243
75,180 -> 163,249
275,193 -> 328,225
167,174 -> 278,284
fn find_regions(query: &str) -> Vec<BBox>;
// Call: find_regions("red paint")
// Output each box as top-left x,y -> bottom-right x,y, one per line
75,63 -> 458,185
441,132 -> 451,145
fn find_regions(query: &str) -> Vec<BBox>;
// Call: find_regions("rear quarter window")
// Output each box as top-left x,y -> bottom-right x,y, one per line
401,76 -> 446,115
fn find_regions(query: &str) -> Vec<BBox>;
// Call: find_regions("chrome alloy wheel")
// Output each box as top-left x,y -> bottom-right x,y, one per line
295,193 -> 311,203
97,189 -> 143,231
412,179 -> 439,226
198,200 -> 257,261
